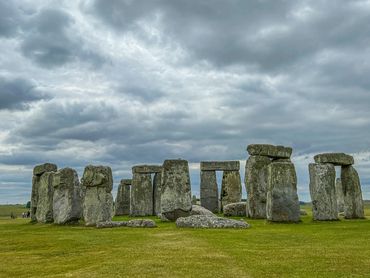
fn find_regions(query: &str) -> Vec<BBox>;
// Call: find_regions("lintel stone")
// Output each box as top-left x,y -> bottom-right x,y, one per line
120,179 -> 132,185
200,161 -> 240,171
132,165 -> 162,174
247,144 -> 292,158
314,153 -> 354,166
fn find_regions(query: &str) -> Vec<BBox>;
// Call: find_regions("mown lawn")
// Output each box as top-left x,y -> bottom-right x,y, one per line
0,205 -> 370,278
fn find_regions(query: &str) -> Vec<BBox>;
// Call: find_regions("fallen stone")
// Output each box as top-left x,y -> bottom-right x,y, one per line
266,162 -> 300,222
52,168 -> 82,224
309,163 -> 338,221
220,170 -> 242,210
200,170 -> 219,213
130,172 -> 153,216
81,165 -> 114,226
96,221 -> 127,228
200,161 -> 240,171
160,159 -> 192,221
341,165 -> 365,219
127,219 -> 157,228
300,210 -> 307,216
190,205 -> 215,216
314,153 -> 354,166
33,163 -> 57,176
223,202 -> 247,217
247,144 -> 292,159
176,215 -> 249,229
115,179 -> 131,216
335,178 -> 345,213
245,155 -> 271,219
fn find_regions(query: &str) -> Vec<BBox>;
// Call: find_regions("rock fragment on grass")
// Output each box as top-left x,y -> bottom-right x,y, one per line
176,215 -> 249,229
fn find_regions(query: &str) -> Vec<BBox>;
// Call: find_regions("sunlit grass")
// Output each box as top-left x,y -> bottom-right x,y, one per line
0,204 -> 369,277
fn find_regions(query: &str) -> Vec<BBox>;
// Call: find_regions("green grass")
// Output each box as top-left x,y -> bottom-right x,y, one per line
0,204 -> 28,217
1,205 -> 370,277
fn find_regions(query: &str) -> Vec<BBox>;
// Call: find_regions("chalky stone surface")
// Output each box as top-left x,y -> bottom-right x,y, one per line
52,167 -> 82,224
190,205 -> 215,216
220,170 -> 242,210
35,172 -> 55,223
314,153 -> 354,166
176,215 -> 249,229
81,165 -> 114,226
200,170 -> 219,213
130,173 -> 153,216
341,165 -> 365,219
266,162 -> 300,222
223,202 -> 247,217
245,155 -> 271,219
309,163 -> 338,221
160,159 -> 192,221
335,178 -> 345,213
115,179 -> 131,216
247,144 -> 292,159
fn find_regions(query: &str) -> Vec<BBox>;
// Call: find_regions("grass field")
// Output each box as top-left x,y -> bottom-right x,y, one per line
1,205 -> 370,277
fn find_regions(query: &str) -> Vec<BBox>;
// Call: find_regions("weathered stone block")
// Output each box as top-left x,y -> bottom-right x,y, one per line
190,205 -> 215,216
176,215 -> 249,229
266,162 -> 300,222
223,202 -> 247,217
245,155 -> 271,219
153,172 -> 162,216
132,165 -> 162,174
247,144 -> 292,158
160,159 -> 192,221
115,179 -> 131,216
81,165 -> 114,226
130,173 -> 153,216
35,172 -> 55,223
314,153 -> 354,166
200,170 -> 219,213
200,161 -> 240,171
52,168 -> 82,224
341,165 -> 365,219
335,178 -> 345,213
33,163 -> 57,176
220,170 -> 242,210
309,163 -> 338,221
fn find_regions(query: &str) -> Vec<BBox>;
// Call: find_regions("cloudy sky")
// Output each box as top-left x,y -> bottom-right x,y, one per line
1,0 -> 370,204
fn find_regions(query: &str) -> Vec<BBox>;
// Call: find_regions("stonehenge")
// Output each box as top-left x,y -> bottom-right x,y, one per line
160,159 -> 192,221
31,163 -> 57,223
115,179 -> 131,216
130,165 -> 162,216
52,167 -> 82,224
309,153 -> 364,220
81,165 -> 114,226
245,144 -> 300,222
200,161 -> 241,213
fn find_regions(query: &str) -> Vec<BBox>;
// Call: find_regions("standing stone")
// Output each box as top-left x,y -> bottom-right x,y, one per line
130,173 -> 153,216
81,165 -> 114,226
115,179 -> 131,216
31,163 -> 57,222
220,170 -> 242,210
200,170 -> 219,213
309,163 -> 338,221
336,178 -> 345,213
245,155 -> 271,219
35,172 -> 55,223
153,172 -> 162,216
52,168 -> 82,224
341,165 -> 365,219
266,162 -> 300,222
160,159 -> 192,221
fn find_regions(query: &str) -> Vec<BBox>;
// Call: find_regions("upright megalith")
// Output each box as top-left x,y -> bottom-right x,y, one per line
153,172 -> 162,216
200,170 -> 218,213
115,179 -> 131,216
160,159 -> 192,221
220,170 -> 242,209
31,163 -> 57,223
335,178 -> 345,213
130,165 -> 162,216
81,165 -> 114,226
52,168 -> 82,224
309,163 -> 338,221
266,162 -> 300,222
245,155 -> 271,218
341,165 -> 364,219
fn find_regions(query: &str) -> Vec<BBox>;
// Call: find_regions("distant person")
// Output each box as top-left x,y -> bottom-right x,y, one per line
27,211 -> 30,218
